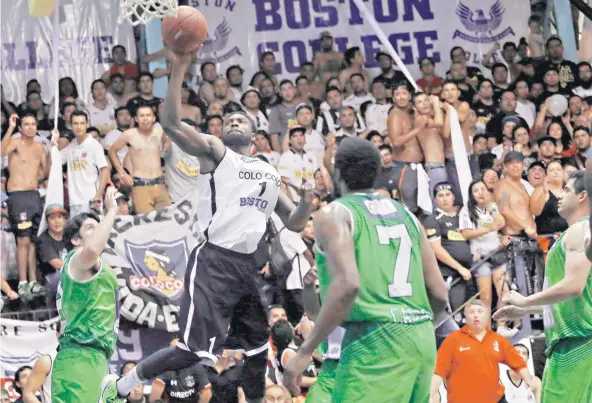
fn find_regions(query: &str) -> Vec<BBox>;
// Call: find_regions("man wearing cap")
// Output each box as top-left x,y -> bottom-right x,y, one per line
343,73 -> 375,113
36,204 -> 68,278
312,31 -> 344,85
281,104 -> 324,156
527,160 -> 546,188
496,151 -> 537,239
277,126 -> 317,203
241,87 -> 269,132
537,136 -> 558,164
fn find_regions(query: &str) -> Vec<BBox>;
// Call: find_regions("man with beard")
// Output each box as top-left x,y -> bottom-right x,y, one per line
108,74 -> 137,107
104,49 -> 314,403
374,51 -> 409,91
572,62 -> 592,98
226,65 -> 244,101
387,82 -> 427,214
312,32 -> 344,85
212,77 -> 233,106
535,36 -> 578,90
570,126 -> 591,170
343,73 -> 375,113
472,79 -> 497,133
486,89 -> 528,145
258,76 -> 281,110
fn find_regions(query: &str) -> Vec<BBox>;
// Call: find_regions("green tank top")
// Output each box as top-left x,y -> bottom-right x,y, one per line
316,193 -> 433,324
56,249 -> 119,357
543,218 -> 592,354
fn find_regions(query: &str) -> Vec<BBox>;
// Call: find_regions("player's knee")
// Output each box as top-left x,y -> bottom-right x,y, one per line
241,351 -> 267,399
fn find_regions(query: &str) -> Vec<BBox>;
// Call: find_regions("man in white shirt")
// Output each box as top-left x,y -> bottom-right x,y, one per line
343,73 -> 375,113
514,78 -> 536,128
335,106 -> 366,138
277,127 -> 318,203
87,79 -> 117,135
282,105 -> 324,156
51,111 -> 110,216
102,106 -> 133,164
241,87 -> 269,132
362,78 -> 392,135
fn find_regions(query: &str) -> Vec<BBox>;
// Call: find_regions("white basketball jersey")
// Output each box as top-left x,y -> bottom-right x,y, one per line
500,370 -> 535,403
40,349 -> 57,403
195,148 -> 281,254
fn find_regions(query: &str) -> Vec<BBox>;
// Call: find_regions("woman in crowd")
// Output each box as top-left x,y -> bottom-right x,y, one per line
547,120 -> 575,158
459,179 -> 510,316
530,160 -> 568,237
512,125 -> 536,167
482,168 -> 501,204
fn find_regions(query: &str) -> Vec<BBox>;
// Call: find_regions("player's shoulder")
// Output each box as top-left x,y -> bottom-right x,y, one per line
563,219 -> 590,251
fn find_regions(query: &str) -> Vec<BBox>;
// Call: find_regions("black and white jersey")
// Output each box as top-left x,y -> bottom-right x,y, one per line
500,369 -> 535,403
195,148 -> 281,254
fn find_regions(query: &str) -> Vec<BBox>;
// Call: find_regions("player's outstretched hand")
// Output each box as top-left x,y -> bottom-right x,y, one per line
492,305 -> 528,322
283,351 -> 309,397
502,290 -> 527,307
103,186 -> 118,212
163,48 -> 194,66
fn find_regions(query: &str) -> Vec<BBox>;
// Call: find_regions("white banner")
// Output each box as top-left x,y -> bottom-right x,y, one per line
189,0 -> 530,80
1,0 -> 136,106
102,192 -> 203,333
0,317 -> 60,379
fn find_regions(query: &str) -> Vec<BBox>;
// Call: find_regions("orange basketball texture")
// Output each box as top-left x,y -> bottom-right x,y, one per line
161,6 -> 208,53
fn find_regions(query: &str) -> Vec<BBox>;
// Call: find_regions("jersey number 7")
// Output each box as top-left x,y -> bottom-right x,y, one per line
376,224 -> 413,298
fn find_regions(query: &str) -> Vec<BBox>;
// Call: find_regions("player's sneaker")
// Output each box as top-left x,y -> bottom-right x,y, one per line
29,281 -> 49,296
18,282 -> 31,302
98,374 -> 126,403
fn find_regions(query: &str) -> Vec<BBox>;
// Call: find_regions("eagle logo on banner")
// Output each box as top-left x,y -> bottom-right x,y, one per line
192,12 -> 241,63
453,0 -> 515,44
456,0 -> 504,34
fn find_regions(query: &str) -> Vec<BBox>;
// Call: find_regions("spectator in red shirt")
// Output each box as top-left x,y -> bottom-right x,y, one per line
101,45 -> 139,85
416,57 -> 443,96
430,299 -> 535,403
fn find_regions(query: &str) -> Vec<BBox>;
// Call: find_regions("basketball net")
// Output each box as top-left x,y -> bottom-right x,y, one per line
119,0 -> 178,26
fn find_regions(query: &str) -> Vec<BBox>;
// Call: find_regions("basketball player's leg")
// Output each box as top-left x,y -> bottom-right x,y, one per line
541,337 -> 592,403
105,243 -> 242,400
225,274 -> 272,402
305,359 -> 338,403
52,347 -> 108,403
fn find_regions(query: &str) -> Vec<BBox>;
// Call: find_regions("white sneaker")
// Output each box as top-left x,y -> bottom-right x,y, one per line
98,374 -> 126,403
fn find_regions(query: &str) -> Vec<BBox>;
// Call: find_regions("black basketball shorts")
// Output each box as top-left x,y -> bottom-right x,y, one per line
178,242 -> 270,361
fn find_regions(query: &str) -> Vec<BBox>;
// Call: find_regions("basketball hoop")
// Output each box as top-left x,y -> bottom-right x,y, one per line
119,0 -> 178,26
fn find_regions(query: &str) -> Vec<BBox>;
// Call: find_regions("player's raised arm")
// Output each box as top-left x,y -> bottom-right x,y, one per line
161,50 -> 224,164
67,187 -> 119,279
274,182 -> 316,232
283,204 -> 360,396
22,355 -> 51,403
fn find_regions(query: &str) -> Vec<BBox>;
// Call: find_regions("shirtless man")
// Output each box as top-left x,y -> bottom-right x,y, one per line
339,47 -> 371,95
312,32 -> 344,85
386,82 -> 426,214
440,80 -> 473,205
180,83 -> 201,123
412,93 -> 446,199
108,105 -> 172,214
0,113 -> 49,300
495,152 -> 537,239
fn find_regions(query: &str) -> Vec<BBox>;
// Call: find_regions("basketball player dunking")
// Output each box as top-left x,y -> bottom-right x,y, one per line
100,50 -> 315,403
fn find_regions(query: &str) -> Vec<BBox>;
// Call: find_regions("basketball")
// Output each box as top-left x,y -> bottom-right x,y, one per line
161,6 -> 208,53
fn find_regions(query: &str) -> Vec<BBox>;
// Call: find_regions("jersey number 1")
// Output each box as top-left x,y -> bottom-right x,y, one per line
376,224 -> 413,297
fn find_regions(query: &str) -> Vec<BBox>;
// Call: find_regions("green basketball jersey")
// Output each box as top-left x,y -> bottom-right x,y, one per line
316,193 -> 433,324
56,249 -> 119,357
543,218 -> 592,354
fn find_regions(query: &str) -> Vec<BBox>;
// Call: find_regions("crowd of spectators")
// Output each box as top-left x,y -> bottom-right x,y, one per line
1,6 -> 592,403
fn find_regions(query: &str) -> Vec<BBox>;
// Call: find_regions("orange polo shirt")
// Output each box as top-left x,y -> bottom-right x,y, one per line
434,325 -> 527,403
